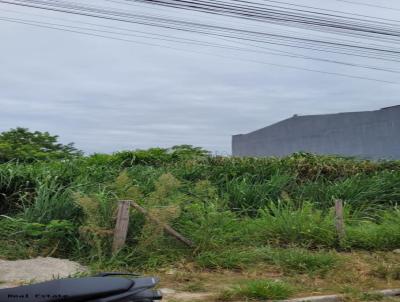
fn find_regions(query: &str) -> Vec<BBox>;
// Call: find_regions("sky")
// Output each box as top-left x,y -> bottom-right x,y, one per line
1,0 -> 400,155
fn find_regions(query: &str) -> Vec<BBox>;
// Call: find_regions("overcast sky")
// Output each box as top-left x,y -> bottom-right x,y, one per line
1,0 -> 400,154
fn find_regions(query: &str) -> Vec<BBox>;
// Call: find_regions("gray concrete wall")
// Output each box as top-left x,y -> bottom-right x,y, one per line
232,106 -> 400,159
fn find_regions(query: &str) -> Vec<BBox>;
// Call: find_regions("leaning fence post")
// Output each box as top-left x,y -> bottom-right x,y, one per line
335,199 -> 345,242
112,200 -> 131,253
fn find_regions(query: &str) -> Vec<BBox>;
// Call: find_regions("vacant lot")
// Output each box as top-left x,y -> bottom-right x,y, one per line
2,149 -> 400,300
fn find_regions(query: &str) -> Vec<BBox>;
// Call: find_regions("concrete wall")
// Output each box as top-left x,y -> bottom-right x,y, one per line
232,106 -> 400,159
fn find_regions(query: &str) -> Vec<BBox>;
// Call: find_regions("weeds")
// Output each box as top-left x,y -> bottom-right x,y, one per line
224,174 -> 293,214
195,249 -> 256,269
264,248 -> 339,274
218,279 -> 293,301
344,210 -> 400,250
22,179 -> 79,223
181,281 -> 207,292
371,263 -> 400,280
257,201 -> 337,247
195,246 -> 338,275
343,290 -> 385,302
0,216 -> 77,259
1,151 -> 400,270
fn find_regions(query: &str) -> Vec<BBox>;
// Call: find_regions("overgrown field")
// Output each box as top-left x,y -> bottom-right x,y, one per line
1,148 -> 400,300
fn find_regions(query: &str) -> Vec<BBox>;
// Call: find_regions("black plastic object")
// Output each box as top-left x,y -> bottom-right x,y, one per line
0,274 -> 162,302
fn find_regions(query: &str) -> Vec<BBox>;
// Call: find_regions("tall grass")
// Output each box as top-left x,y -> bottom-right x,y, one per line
255,201 -> 337,247
219,279 -> 293,301
344,209 -> 400,250
22,179 -> 80,223
1,151 -> 400,269
224,173 -> 294,214
295,172 -> 400,215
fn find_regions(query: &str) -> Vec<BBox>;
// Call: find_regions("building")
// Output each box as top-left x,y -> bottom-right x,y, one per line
232,105 -> 400,159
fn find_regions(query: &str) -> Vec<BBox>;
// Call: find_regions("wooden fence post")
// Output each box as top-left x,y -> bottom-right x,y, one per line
335,199 -> 345,242
112,200 -> 131,253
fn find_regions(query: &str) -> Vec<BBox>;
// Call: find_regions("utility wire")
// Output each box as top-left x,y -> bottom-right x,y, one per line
334,0 -> 400,12
1,0 -> 400,83
2,0 -> 400,62
2,13 -> 399,74
1,16 -> 397,84
127,0 -> 400,37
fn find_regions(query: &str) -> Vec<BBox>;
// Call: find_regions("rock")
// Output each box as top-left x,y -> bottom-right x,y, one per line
393,249 -> 400,254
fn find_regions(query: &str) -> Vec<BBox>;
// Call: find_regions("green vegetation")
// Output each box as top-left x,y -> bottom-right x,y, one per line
0,127 -> 82,163
194,247 -> 338,274
2,135 -> 400,300
218,280 -> 293,301
264,248 -> 339,274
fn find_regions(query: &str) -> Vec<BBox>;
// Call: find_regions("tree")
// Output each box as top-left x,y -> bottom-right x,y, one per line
0,127 -> 82,163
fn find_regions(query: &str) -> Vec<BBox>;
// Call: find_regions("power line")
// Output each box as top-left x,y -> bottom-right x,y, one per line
6,0 -> 400,37
96,1 -> 400,51
2,0 -> 400,62
2,13 -> 399,74
1,0 -> 400,84
254,0 -> 400,23
1,16 -> 397,84
334,0 -> 400,12
126,0 -> 400,37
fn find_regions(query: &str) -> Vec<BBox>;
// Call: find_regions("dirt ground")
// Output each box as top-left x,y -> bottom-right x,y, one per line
2,256 -> 400,301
